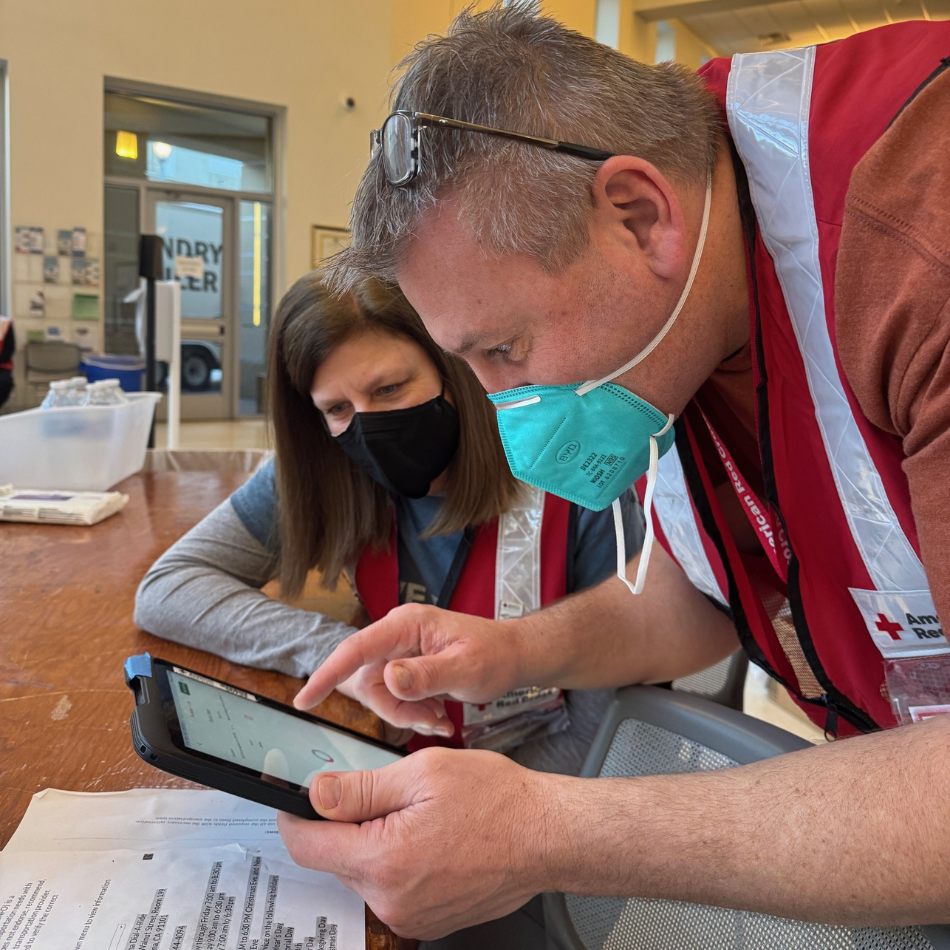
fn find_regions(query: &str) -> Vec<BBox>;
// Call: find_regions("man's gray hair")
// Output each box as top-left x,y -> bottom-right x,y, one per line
326,2 -> 721,293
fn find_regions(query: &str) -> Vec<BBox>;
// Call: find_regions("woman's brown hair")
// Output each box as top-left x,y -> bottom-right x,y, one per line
267,271 -> 521,599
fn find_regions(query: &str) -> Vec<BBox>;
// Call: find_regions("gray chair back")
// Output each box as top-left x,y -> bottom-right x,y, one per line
672,649 -> 748,709
544,686 -> 950,950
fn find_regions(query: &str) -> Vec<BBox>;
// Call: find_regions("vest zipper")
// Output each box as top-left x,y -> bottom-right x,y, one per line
822,694 -> 839,741
675,405 -> 881,736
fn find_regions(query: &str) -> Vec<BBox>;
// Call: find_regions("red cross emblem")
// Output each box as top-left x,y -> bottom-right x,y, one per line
875,613 -> 904,640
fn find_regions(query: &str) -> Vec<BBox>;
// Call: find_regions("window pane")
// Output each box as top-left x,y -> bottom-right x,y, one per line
238,200 -> 271,415
105,92 -> 271,193
155,200 -> 224,319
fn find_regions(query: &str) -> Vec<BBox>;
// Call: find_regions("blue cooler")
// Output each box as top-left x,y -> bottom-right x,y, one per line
81,355 -> 146,392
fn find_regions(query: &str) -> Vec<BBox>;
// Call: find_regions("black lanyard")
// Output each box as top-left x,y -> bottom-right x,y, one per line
397,524 -> 476,609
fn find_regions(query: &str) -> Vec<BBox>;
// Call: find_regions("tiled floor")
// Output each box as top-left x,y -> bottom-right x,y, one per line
158,418 -> 827,744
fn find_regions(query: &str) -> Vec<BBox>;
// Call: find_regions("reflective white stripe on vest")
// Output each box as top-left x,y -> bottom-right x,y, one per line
726,49 -> 944,658
465,484 -> 557,727
725,48 -> 929,597
494,483 -> 544,620
654,449 -> 728,607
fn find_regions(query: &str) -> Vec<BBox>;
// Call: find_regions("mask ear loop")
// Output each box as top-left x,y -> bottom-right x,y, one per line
575,170 -> 713,399
614,414 -> 674,596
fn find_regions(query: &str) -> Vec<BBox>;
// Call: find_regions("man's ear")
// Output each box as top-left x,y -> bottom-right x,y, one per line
591,156 -> 685,280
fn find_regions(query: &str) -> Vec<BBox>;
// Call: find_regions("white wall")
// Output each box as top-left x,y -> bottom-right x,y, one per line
0,0 -> 395,351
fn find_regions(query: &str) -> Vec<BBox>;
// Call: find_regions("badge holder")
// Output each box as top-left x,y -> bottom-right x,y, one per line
884,654 -> 950,725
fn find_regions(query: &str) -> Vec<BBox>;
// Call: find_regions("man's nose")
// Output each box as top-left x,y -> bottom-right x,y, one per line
467,360 -> 521,396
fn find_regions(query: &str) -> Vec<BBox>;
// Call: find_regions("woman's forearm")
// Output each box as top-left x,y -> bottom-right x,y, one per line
135,500 -> 357,678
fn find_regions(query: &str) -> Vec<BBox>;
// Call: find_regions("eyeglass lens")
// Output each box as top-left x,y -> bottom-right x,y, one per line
382,113 -> 414,184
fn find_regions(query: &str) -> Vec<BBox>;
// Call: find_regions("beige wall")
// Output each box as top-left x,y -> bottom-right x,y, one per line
0,0 -> 395,344
666,19 -> 718,68
391,0 -> 600,69
618,1 -> 660,62
615,1 -> 716,66
542,0 -> 598,37
391,0 -> 498,68
0,0 -> 713,380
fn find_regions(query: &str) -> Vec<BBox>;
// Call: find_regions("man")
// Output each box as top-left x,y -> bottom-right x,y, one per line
277,6 -> 950,941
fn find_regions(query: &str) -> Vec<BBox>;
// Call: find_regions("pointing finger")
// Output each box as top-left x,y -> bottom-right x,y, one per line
294,619 -> 411,710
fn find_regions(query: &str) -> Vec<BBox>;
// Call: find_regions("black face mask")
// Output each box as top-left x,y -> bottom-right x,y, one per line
334,392 -> 461,499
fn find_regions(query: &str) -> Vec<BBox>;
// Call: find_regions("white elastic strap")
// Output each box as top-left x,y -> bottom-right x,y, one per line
615,414 -> 674,596
493,394 -> 541,411
576,171 -> 713,397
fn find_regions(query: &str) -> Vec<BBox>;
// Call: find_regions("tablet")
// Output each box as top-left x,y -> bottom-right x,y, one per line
125,653 -> 404,819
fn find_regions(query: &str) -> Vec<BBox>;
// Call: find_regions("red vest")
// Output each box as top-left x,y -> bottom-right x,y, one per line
654,23 -> 950,737
354,490 -> 571,747
0,319 -> 12,372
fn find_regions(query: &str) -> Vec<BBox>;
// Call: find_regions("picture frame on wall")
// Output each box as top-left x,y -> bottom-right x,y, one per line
310,225 -> 351,269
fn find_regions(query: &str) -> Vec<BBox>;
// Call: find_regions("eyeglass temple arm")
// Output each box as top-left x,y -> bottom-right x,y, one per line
413,113 -> 613,161
555,142 -> 614,161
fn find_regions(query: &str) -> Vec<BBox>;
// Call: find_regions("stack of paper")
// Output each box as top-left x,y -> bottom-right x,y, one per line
0,487 -> 129,525
0,787 -> 365,950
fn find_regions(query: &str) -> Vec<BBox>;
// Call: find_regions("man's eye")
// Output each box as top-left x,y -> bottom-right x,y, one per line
486,342 -> 514,360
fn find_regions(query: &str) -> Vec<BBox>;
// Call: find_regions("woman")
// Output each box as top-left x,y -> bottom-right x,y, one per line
0,317 -> 14,411
135,273 -> 642,774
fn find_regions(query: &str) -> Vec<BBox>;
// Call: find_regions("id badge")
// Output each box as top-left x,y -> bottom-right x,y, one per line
883,654 -> 950,726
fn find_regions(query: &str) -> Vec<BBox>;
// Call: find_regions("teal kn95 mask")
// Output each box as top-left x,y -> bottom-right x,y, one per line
487,171 -> 713,596
487,381 -> 675,512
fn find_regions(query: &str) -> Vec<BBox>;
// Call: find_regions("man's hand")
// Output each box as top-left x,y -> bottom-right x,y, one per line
296,549 -> 742,737
282,715 -> 950,932
334,671 -> 416,745
277,747 -> 554,939
294,604 -> 524,734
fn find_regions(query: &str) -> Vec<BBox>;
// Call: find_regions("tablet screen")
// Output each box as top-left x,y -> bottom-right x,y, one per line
166,668 -> 401,789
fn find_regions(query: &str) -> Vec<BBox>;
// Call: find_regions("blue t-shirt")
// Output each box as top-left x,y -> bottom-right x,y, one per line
231,459 -> 644,600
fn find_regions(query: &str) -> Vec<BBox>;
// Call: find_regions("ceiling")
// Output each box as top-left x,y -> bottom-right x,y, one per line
677,0 -> 949,55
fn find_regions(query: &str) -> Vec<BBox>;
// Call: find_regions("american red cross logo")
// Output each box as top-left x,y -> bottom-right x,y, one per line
875,613 -> 904,640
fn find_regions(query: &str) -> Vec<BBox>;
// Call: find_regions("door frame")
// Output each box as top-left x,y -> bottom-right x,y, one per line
146,188 -> 235,420
102,78 -> 284,419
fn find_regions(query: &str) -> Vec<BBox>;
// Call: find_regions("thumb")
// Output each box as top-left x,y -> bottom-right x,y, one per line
384,642 -> 478,701
311,757 -> 419,822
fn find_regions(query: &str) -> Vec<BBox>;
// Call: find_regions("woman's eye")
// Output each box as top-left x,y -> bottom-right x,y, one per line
376,383 -> 401,396
327,403 -> 349,416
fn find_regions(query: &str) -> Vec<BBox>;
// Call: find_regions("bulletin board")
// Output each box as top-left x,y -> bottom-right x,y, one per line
11,226 -> 101,353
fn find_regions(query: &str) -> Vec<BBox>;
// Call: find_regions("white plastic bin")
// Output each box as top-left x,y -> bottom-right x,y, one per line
0,392 -> 162,491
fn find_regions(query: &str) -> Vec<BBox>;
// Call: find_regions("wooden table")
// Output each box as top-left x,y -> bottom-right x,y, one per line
0,470 -> 397,950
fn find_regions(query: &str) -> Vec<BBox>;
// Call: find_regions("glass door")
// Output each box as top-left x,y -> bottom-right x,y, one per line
147,190 -> 234,419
